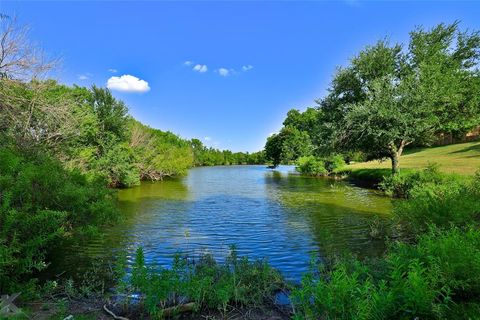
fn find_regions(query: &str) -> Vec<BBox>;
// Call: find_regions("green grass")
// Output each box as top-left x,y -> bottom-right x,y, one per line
347,141 -> 480,176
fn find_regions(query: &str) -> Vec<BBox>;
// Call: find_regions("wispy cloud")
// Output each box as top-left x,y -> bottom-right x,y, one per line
218,68 -> 230,77
108,68 -> 118,73
107,74 -> 150,93
78,74 -> 89,80
193,64 -> 208,73
186,62 -> 252,76
204,136 -> 211,141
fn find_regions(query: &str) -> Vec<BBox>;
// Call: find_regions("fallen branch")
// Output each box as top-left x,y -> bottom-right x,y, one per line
103,304 -> 130,320
162,302 -> 196,317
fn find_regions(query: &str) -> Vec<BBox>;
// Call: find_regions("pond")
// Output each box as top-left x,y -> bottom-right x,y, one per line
57,165 -> 392,281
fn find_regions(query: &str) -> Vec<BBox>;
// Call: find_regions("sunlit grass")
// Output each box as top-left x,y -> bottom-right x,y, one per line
347,141 -> 480,175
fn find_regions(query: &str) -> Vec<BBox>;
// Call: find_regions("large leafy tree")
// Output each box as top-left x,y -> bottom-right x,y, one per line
320,22 -> 480,174
343,75 -> 436,174
316,40 -> 402,156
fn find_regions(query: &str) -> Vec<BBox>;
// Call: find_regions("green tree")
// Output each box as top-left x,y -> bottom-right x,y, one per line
264,126 -> 313,167
130,121 -> 193,180
320,22 -> 480,174
265,133 -> 283,167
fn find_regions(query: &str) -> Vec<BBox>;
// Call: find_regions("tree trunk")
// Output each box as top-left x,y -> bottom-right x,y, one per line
391,151 -> 399,175
389,140 -> 409,175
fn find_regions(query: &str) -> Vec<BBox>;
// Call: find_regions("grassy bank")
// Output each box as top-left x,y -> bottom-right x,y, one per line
346,141 -> 480,176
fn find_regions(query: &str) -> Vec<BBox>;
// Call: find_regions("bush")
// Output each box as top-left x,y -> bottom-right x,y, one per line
296,154 -> 345,176
324,154 -> 346,173
296,156 -> 327,176
379,163 -> 448,198
0,147 -> 119,292
392,171 -> 480,238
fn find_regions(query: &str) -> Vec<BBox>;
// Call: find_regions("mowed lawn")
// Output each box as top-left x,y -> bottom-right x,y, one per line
347,141 -> 480,175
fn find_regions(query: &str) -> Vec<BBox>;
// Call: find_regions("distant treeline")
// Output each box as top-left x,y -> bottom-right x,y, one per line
191,138 -> 266,167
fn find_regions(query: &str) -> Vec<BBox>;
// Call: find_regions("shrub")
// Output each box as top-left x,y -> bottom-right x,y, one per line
296,154 -> 345,176
379,163 -> 447,198
0,147 -> 119,292
324,154 -> 346,173
392,172 -> 480,238
296,156 -> 327,176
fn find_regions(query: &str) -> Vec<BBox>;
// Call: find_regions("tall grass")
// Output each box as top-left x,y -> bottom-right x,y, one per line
115,246 -> 286,318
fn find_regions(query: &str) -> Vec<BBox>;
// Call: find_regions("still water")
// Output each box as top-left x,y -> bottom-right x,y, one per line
60,165 -> 392,281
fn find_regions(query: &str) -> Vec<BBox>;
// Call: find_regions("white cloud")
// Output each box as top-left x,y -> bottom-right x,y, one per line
218,68 -> 230,77
184,60 -> 193,66
107,74 -> 150,93
108,68 -> 118,73
193,64 -> 208,73
78,74 -> 89,80
204,136 -> 211,141
242,65 -> 253,72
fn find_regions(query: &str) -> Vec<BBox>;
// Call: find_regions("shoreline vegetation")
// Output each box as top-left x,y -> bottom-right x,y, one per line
1,14 -> 480,320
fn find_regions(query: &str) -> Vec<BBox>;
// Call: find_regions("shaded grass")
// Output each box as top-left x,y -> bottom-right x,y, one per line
346,141 -> 480,176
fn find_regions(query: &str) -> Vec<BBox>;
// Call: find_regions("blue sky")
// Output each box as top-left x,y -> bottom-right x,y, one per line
1,1 -> 479,152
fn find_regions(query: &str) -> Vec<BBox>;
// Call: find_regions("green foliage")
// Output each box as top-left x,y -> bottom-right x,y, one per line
265,126 -> 313,167
130,120 -> 193,180
296,156 -> 327,176
265,133 -> 284,167
330,23 -> 480,174
0,147 -> 118,292
190,138 -> 265,167
379,163 -> 447,198
94,142 -> 140,187
87,85 -> 129,141
65,86 -> 138,187
292,166 -> 480,319
324,154 -> 346,173
344,150 -> 367,164
296,154 -> 345,176
393,227 -> 480,298
392,170 -> 480,238
291,254 -> 450,320
121,246 -> 285,317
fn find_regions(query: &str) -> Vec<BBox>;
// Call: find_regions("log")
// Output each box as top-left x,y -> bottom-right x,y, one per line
161,302 -> 196,317
103,304 -> 130,320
